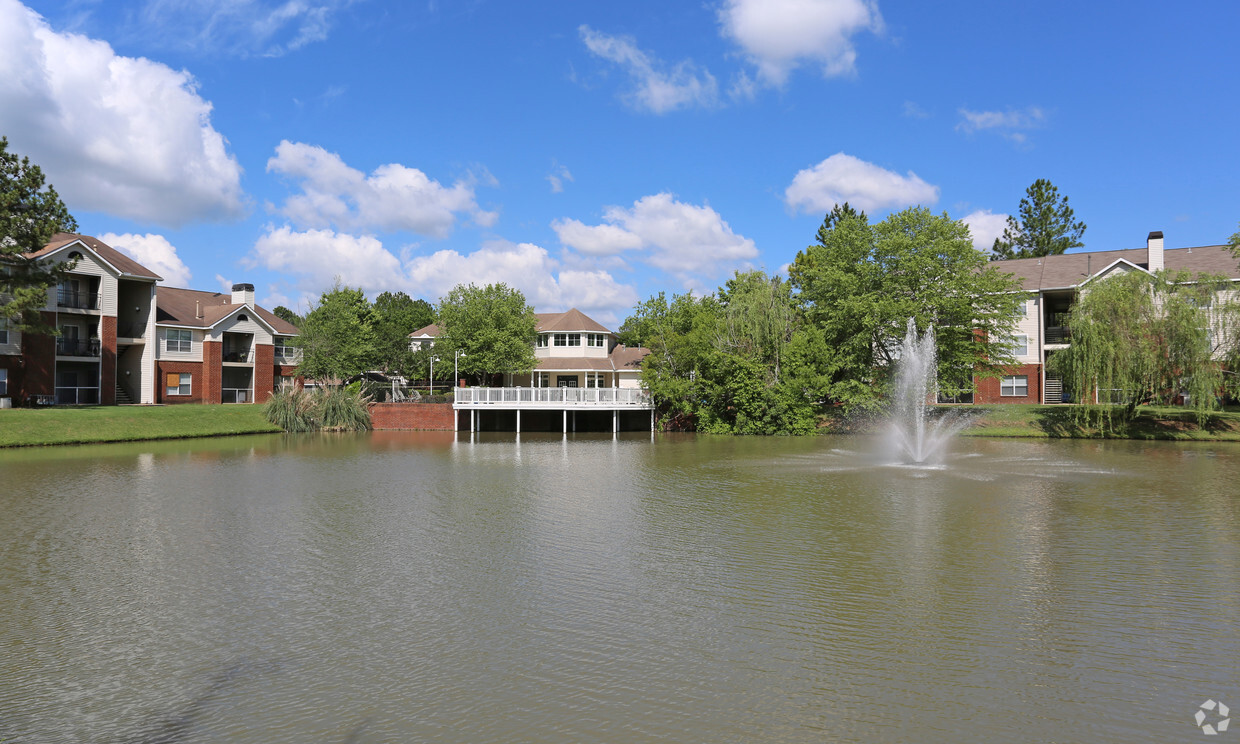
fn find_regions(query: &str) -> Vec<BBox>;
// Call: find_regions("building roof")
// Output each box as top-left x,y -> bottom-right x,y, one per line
28,233 -> 162,280
535,308 -> 611,333
993,244 -> 1240,291
156,286 -> 299,334
409,323 -> 440,337
532,344 -> 649,372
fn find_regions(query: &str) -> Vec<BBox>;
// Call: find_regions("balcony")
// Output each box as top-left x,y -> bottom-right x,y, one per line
222,349 -> 254,363
455,386 -> 652,409
57,289 -> 99,310
56,338 -> 101,357
1045,312 -> 1071,345
222,387 -> 252,404
274,347 -> 302,365
55,386 -> 99,404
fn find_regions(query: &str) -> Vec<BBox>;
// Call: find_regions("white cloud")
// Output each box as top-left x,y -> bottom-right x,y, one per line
552,219 -> 644,256
718,0 -> 883,86
267,140 -> 495,238
0,0 -> 245,225
785,152 -> 939,214
405,240 -> 639,317
126,0 -> 342,58
557,193 -> 758,280
902,100 -> 929,119
249,225 -> 405,292
547,163 -> 574,193
99,232 -> 192,287
580,25 -> 719,114
956,106 -> 1046,142
960,209 -> 1010,252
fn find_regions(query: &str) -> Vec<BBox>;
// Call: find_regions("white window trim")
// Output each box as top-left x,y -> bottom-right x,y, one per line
1000,375 -> 1028,397
166,329 -> 192,353
0,368 -> 7,396
167,372 -> 192,397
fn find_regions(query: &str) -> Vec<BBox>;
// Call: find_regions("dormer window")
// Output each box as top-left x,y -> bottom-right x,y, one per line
536,334 -> 548,348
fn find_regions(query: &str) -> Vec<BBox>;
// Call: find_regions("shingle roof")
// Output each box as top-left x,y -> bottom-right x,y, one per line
28,233 -> 162,280
532,344 -> 650,372
993,244 -> 1239,291
156,286 -> 299,334
409,323 -> 440,337
536,308 -> 611,333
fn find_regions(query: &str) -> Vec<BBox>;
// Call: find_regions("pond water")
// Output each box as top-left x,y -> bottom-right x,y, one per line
0,432 -> 1237,743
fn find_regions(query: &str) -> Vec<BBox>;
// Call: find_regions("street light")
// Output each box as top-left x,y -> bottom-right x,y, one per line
455,349 -> 466,388
429,355 -> 440,396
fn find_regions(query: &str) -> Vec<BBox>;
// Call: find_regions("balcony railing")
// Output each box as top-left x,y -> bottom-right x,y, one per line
222,349 -> 254,363
222,388 -> 252,404
274,348 -> 302,364
455,386 -> 651,408
117,323 -> 147,339
58,289 -> 99,310
55,386 -> 99,404
56,338 -> 101,357
1045,326 -> 1071,344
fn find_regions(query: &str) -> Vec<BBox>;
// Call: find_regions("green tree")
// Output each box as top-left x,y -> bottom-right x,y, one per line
790,206 -> 1024,408
273,305 -> 303,328
1227,221 -> 1240,259
1,137 -> 78,333
1050,269 -> 1239,430
371,291 -> 434,375
990,178 -> 1087,260
295,281 -> 378,384
434,283 -> 538,384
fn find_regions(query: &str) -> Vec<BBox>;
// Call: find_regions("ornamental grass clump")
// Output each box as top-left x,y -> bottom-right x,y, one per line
262,387 -> 371,432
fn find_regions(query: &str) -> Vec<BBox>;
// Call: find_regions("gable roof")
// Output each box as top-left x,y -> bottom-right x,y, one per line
994,244 -> 1239,291
28,233 -> 162,281
409,323 -> 440,337
535,308 -> 611,333
156,286 -> 299,334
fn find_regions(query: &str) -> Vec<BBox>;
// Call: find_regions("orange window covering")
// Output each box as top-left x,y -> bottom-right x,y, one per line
167,373 -> 180,387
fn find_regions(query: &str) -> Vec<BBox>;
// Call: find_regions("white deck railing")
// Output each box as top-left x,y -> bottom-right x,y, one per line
455,386 -> 651,408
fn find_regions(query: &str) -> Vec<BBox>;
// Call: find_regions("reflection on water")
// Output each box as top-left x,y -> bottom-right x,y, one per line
0,432 -> 1237,743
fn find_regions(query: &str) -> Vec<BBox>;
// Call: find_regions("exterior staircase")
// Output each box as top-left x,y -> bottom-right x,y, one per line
115,384 -> 135,405
1044,377 -> 1063,404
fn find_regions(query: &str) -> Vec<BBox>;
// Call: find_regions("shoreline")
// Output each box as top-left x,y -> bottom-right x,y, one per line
4,403 -> 1240,448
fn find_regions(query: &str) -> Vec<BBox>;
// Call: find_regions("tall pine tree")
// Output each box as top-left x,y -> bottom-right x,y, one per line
990,179 -> 1086,260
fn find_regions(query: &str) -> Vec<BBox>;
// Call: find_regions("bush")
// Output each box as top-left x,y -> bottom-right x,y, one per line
262,389 -> 317,432
318,387 -> 372,431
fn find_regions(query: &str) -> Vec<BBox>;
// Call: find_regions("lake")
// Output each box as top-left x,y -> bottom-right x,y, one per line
1,432 -> 1237,743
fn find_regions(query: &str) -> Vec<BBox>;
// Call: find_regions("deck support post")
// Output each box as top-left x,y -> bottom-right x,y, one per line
613,409 -> 618,433
562,409 -> 567,433
516,409 -> 521,434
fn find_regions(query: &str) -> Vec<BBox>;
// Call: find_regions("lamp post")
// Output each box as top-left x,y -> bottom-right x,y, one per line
455,349 -> 466,388
429,355 -> 440,395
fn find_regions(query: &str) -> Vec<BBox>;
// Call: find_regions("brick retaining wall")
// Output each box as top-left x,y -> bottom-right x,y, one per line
370,402 -> 456,431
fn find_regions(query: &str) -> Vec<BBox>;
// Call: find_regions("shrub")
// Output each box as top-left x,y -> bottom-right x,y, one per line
262,389 -> 318,432
317,387 -> 372,431
262,387 -> 371,432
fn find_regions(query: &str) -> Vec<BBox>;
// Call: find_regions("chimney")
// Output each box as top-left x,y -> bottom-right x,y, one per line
231,282 -> 255,309
1146,231 -> 1164,272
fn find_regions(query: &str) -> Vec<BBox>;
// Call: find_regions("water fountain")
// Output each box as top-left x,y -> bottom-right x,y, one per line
887,318 -> 971,464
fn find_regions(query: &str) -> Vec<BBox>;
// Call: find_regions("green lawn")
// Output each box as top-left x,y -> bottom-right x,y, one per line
0,405 -> 282,448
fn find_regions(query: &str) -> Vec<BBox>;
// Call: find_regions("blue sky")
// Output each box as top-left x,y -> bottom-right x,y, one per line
3,0 -> 1238,325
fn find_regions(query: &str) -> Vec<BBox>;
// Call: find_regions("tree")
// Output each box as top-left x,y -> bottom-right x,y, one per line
273,305 -> 303,328
790,206 -> 1024,408
1050,269 -> 1239,430
990,178 -> 1086,260
371,291 -> 434,375
1,137 -> 78,333
1228,221 -> 1240,260
434,283 -> 538,384
295,281 -> 378,384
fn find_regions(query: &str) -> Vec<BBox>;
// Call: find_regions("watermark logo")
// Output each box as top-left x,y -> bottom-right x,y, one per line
1195,700 -> 1231,736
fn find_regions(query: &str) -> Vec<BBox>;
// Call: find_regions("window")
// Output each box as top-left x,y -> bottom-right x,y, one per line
1000,375 -> 1028,397
553,333 -> 580,346
0,368 -> 7,396
557,375 -> 578,387
0,318 -> 7,345
166,373 -> 191,396
587,333 -> 606,348
166,329 -> 192,353
1008,334 -> 1028,357
278,375 -> 295,392
274,337 -> 295,361
566,333 -> 581,347
536,334 -> 548,348
535,372 -> 550,387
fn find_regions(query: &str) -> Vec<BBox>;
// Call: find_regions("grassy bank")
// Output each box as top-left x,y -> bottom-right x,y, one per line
0,405 -> 282,448
961,404 -> 1240,441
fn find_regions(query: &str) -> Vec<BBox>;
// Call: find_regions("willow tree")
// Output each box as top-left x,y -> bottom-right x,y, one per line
1051,269 -> 1237,430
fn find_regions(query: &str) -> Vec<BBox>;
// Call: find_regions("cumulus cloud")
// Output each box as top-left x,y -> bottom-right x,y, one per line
785,153 -> 939,214
267,140 -> 496,238
99,232 -> 192,286
0,0 -> 245,225
249,225 -> 405,292
956,106 -> 1046,143
556,193 -> 758,280
247,227 -> 638,318
718,0 -> 883,86
960,209 -> 1010,252
580,25 -> 719,113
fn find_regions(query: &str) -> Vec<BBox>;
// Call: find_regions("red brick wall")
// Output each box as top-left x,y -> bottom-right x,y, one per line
976,364 -> 1042,404
23,312 -> 57,399
370,402 -> 456,430
253,344 -> 275,403
157,361 -> 205,404
100,316 -> 117,405
201,340 -> 222,404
